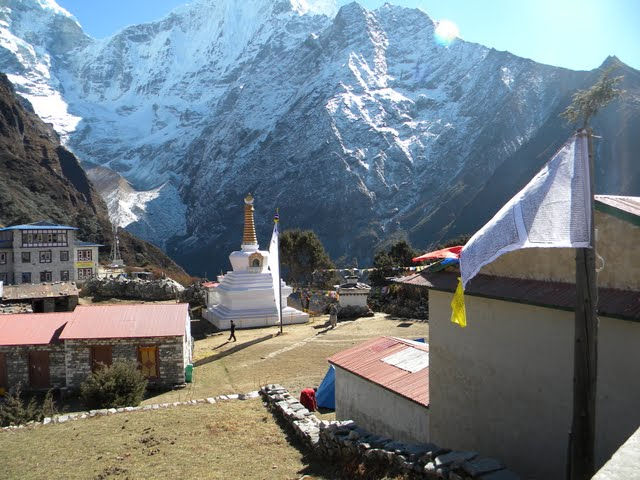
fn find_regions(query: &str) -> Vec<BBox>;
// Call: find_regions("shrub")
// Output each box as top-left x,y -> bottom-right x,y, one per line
80,361 -> 147,409
0,384 -> 42,426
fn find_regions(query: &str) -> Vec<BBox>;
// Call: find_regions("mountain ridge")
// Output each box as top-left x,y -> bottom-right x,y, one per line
1,0 -> 638,275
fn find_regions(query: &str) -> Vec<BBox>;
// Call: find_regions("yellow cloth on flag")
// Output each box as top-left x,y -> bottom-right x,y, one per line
450,277 -> 467,328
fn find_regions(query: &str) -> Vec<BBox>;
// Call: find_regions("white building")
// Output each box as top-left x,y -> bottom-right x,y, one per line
398,195 -> 640,479
337,272 -> 371,308
328,336 -> 430,444
203,194 -> 308,329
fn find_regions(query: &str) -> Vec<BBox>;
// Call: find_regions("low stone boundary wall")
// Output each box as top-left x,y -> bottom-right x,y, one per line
261,384 -> 520,480
1,391 -> 260,431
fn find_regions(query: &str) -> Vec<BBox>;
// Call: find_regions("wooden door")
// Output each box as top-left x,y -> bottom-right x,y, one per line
138,346 -> 158,379
91,346 -> 113,372
0,353 -> 7,392
28,351 -> 50,389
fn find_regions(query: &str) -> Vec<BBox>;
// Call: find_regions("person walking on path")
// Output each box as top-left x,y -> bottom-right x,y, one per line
228,320 -> 237,342
329,303 -> 338,329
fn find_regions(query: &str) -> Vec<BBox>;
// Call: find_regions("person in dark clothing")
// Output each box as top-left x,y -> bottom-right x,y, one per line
228,320 -> 237,342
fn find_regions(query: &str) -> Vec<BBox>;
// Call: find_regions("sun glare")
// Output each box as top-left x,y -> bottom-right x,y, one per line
434,19 -> 459,46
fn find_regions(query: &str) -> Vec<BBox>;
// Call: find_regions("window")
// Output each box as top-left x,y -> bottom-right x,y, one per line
39,250 -> 52,263
91,346 -> 113,373
138,346 -> 158,378
21,230 -> 67,247
21,272 -> 31,284
77,249 -> 92,261
60,250 -> 69,262
0,273 -> 7,284
77,268 -> 93,280
0,252 -> 6,264
252,259 -> 260,267
21,252 -> 31,263
60,270 -> 69,281
40,271 -> 52,282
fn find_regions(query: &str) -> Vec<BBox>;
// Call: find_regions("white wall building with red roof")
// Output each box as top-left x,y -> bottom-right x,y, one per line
328,336 -> 430,444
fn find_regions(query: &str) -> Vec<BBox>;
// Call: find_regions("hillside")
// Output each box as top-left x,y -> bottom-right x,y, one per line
0,73 -> 188,279
1,0 -> 638,275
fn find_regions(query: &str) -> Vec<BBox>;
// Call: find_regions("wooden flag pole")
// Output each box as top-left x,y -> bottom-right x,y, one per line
568,128 -> 598,480
276,209 -> 283,335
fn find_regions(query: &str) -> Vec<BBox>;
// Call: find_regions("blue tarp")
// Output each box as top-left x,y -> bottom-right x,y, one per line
316,364 -> 335,410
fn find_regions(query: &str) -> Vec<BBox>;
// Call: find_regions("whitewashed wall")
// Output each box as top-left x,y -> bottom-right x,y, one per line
429,290 -> 640,479
334,366 -> 429,444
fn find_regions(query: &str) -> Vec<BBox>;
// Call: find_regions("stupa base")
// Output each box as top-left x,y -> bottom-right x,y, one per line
203,305 -> 309,330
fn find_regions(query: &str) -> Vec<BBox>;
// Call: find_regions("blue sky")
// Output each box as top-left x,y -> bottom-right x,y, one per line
56,0 -> 640,71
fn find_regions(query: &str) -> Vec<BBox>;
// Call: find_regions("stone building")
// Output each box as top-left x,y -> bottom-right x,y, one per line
397,195 -> 640,479
204,194 -> 308,329
0,221 -> 101,286
0,303 -> 192,392
60,304 -> 192,388
1,282 -> 79,313
328,336 -> 430,445
0,313 -> 69,392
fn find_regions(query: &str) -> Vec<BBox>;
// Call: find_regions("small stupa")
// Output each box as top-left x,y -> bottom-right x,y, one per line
203,194 -> 309,329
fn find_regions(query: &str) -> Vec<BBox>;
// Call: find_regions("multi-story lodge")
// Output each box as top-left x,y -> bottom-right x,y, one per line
0,221 -> 101,285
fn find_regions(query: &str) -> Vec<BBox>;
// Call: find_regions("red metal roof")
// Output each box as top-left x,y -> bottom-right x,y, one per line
59,304 -> 189,340
328,336 -> 429,407
202,281 -> 219,288
0,313 -> 69,346
396,271 -> 640,321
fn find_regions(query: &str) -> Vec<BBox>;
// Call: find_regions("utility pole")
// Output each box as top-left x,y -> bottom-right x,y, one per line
561,67 -> 622,479
568,129 -> 598,480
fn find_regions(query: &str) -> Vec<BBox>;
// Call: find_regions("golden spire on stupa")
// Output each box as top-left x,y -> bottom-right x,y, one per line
242,193 -> 258,245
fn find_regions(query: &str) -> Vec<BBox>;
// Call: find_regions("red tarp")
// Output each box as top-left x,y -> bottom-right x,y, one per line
412,245 -> 463,263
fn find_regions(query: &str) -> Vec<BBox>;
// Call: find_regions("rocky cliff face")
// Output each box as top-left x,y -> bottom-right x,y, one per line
0,72 -> 187,278
1,0 -> 638,275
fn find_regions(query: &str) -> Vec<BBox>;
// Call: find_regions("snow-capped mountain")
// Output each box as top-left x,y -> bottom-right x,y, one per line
1,0 -> 639,275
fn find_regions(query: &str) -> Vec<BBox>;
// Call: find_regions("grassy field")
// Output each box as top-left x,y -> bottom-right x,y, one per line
0,313 -> 427,478
0,400 -> 338,480
144,313 -> 428,406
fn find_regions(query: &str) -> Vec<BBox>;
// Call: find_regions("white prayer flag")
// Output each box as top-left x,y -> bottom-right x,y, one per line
268,219 -> 282,324
460,131 -> 591,288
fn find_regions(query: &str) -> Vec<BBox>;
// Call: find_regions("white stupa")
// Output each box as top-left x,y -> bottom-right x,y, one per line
203,194 -> 309,330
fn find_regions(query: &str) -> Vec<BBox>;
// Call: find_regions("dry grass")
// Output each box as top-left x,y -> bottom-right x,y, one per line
0,313 -> 426,479
145,313 -> 428,409
0,400 -> 337,480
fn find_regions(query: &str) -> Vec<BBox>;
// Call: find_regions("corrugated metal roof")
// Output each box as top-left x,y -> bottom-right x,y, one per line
595,195 -> 640,218
0,221 -> 78,231
396,271 -> 640,321
2,282 -> 79,301
382,347 -> 429,372
59,304 -> 189,339
0,313 -> 69,346
328,336 -> 429,407
74,241 -> 104,247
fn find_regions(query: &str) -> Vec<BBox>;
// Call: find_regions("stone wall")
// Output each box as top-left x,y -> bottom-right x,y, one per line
261,384 -> 520,480
0,344 -> 66,390
64,336 -> 186,388
82,276 -> 184,301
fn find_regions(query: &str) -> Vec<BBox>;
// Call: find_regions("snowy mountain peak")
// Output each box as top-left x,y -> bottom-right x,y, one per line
0,0 -> 637,276
32,0 -> 75,18
290,0 -> 338,16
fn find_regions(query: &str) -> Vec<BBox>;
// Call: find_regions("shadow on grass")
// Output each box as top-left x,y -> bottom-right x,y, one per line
396,322 -> 414,328
265,405 -> 343,479
193,334 -> 275,367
